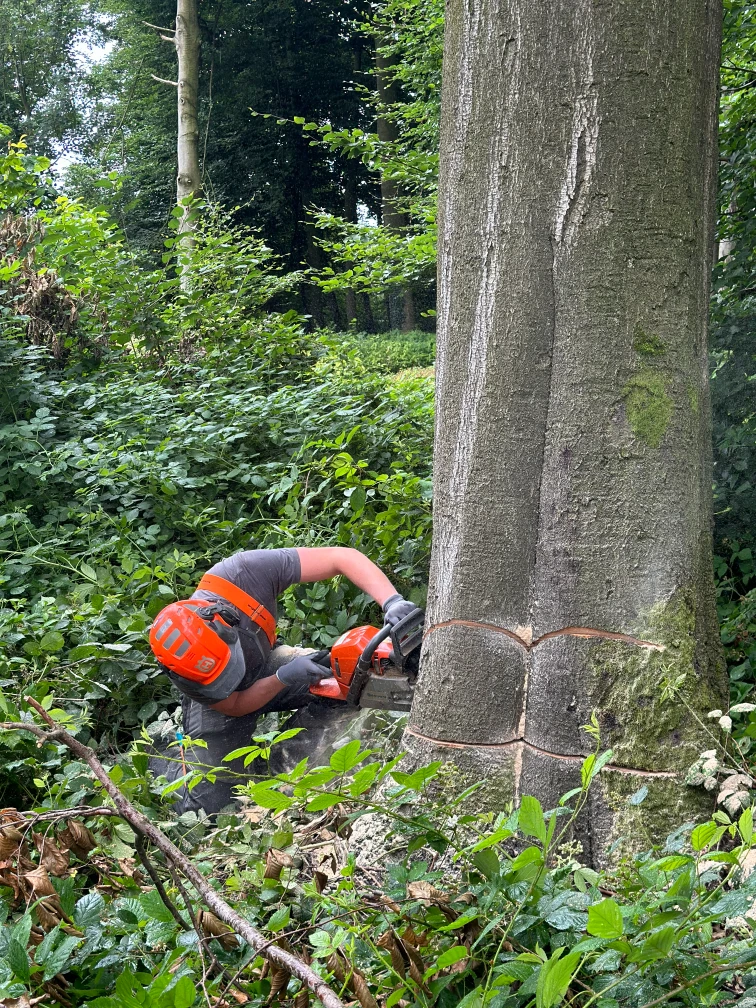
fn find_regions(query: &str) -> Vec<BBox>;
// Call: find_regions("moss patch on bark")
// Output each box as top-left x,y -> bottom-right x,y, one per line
621,369 -> 673,447
632,326 -> 667,357
588,592 -> 726,773
593,771 -> 713,863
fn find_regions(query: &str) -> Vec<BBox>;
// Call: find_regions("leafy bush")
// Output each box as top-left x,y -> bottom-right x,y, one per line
329,329 -> 436,375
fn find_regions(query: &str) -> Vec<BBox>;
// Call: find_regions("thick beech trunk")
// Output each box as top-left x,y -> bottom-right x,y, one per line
406,0 -> 727,863
175,0 -> 201,246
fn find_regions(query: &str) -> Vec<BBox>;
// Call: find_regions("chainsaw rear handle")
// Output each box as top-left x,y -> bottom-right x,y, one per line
345,623 -> 392,705
355,624 -> 392,673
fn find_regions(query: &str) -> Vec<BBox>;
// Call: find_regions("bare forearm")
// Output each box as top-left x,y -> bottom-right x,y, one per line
296,547 -> 397,606
209,674 -> 284,717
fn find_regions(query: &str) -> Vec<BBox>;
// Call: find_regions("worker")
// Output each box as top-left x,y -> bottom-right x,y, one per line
148,546 -> 416,815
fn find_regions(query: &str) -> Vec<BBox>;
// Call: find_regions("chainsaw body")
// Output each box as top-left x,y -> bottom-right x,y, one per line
309,608 -> 423,711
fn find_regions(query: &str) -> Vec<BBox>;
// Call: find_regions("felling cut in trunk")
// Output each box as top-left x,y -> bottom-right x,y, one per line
405,0 -> 728,864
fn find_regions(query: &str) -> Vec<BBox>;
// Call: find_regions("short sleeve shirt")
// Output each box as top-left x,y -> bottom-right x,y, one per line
191,548 -> 301,692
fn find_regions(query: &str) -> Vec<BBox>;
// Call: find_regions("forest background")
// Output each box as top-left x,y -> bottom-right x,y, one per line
0,0 -> 755,1005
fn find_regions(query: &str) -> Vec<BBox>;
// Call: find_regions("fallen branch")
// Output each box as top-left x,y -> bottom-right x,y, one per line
134,833 -> 190,931
2,699 -> 346,1008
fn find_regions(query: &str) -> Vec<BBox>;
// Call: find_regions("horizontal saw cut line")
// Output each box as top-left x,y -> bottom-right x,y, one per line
425,619 -> 665,652
405,728 -> 679,778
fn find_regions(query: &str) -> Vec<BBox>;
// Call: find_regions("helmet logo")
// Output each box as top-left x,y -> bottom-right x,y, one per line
195,657 -> 216,673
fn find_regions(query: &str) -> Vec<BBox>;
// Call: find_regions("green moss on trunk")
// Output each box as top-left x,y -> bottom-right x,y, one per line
589,592 -> 726,772
621,369 -> 673,447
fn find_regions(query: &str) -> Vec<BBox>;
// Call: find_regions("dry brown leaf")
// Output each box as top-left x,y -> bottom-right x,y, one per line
58,821 -> 97,858
265,964 -> 291,1004
406,881 -> 449,904
229,989 -> 249,1005
33,834 -> 70,876
0,868 -> 23,902
263,849 -> 294,881
1,995 -> 45,1007
117,857 -> 144,883
327,951 -> 377,1008
24,865 -> 56,897
0,808 -> 24,824
0,826 -> 24,861
198,911 -> 238,951
376,931 -> 405,978
35,900 -> 62,931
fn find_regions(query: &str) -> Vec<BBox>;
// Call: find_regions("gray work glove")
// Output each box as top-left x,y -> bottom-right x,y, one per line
276,654 -> 330,688
382,593 -> 418,627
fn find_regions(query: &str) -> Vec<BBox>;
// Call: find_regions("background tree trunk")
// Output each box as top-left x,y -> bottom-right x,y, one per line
376,49 -> 415,332
406,0 -> 727,864
175,0 -> 201,249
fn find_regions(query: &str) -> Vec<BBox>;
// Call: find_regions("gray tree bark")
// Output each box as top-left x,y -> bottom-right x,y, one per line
175,0 -> 202,249
406,0 -> 727,864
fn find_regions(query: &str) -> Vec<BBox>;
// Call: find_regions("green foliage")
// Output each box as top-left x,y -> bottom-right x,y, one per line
0,719 -> 755,1008
0,0 -> 99,153
711,0 -> 756,567
323,328 -> 436,376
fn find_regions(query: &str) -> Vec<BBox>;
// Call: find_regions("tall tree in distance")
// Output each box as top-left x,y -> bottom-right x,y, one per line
149,0 -> 201,251
376,51 -> 415,331
406,0 -> 727,863
174,0 -> 201,246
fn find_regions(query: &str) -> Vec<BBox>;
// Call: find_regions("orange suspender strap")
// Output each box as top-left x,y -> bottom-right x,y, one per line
197,572 -> 277,648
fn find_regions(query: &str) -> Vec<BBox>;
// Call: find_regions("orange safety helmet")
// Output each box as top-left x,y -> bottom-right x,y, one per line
149,599 -> 246,703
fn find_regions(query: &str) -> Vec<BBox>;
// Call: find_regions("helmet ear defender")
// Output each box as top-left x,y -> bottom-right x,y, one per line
149,599 -> 241,686
149,579 -> 277,704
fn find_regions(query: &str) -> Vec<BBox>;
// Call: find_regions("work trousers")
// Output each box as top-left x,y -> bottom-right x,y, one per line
162,646 -> 341,815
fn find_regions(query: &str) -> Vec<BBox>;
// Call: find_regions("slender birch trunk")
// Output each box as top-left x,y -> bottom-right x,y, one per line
175,0 -> 202,251
405,0 -> 727,864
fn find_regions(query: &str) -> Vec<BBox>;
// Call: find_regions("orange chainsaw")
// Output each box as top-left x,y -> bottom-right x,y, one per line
309,608 -> 424,711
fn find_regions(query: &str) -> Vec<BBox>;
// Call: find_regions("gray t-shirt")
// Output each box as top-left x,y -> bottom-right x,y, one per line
192,548 -> 301,691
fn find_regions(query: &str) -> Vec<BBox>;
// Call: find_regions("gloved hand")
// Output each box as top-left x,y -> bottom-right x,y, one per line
382,593 -> 418,627
276,654 -> 330,688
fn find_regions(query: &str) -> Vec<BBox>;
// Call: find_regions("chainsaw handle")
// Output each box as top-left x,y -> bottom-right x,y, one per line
356,623 -> 392,673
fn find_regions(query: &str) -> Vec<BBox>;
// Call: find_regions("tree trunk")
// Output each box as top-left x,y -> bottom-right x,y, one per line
376,49 -> 415,331
343,166 -> 359,325
405,0 -> 726,864
175,0 -> 202,250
